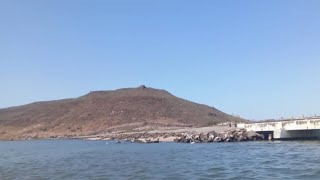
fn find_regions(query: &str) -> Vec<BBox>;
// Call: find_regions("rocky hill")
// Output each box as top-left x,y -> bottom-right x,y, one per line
0,86 -> 246,140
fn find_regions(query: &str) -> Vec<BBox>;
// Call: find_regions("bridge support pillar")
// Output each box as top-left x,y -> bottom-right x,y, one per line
273,129 -> 289,139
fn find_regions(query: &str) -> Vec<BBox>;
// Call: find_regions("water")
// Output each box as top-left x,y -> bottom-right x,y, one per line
1,140 -> 320,180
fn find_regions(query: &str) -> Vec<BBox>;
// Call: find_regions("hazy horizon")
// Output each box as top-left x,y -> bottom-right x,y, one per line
1,0 -> 320,120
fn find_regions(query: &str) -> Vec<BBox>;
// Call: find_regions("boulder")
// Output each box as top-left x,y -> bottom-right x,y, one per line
146,140 -> 160,143
134,139 -> 147,143
214,137 -> 222,142
208,134 -> 215,142
246,131 -> 264,141
199,133 -> 208,142
237,136 -> 247,142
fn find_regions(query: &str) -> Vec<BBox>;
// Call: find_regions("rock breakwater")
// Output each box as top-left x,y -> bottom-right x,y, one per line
104,129 -> 264,143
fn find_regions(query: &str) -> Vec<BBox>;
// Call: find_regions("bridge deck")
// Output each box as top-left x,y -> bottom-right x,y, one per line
238,119 -> 320,139
238,119 -> 320,131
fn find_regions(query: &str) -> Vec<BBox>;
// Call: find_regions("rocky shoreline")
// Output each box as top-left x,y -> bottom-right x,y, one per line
89,129 -> 264,143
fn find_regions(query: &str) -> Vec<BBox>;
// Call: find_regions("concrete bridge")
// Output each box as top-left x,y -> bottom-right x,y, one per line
237,118 -> 320,140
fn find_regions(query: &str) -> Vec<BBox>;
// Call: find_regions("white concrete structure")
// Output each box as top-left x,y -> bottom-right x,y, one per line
238,118 -> 320,139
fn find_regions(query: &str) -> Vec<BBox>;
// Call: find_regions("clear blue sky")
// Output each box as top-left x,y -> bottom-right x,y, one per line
1,0 -> 320,120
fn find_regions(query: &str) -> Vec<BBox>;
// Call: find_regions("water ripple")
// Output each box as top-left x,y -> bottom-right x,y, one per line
1,140 -> 320,179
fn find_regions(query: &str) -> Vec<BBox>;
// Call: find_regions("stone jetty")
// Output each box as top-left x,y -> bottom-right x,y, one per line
103,129 -> 264,143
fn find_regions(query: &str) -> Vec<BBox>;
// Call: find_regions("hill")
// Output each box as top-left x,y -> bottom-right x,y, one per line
0,86 -> 246,140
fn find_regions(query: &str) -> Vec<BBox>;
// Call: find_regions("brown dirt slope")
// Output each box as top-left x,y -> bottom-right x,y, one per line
0,86 -> 246,140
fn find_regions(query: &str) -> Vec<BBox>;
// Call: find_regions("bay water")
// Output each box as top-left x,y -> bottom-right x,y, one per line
1,140 -> 320,180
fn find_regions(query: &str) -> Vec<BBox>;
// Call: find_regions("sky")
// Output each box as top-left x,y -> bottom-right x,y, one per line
1,0 -> 320,120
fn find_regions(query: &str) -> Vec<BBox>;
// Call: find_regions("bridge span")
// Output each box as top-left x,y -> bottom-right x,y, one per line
237,118 -> 320,140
